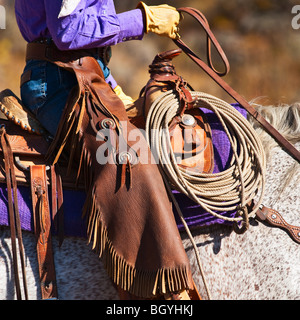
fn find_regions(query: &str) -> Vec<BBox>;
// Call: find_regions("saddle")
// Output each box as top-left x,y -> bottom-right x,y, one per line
0,89 -> 66,299
140,49 -> 214,174
0,91 -> 84,300
0,89 -> 84,188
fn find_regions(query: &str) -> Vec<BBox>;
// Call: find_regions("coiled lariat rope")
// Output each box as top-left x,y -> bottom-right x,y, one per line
145,90 -> 266,299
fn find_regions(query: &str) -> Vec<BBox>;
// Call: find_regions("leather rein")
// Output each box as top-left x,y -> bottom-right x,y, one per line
174,7 -> 300,164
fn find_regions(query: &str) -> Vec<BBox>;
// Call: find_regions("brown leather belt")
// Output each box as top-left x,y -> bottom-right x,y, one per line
26,42 -> 112,65
174,7 -> 300,164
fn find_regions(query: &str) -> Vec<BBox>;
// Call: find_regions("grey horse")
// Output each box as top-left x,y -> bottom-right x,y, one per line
0,102 -> 300,300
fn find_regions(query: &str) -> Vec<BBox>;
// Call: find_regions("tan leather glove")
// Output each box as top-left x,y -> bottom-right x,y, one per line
114,85 -> 144,118
114,85 -> 135,107
137,2 -> 180,39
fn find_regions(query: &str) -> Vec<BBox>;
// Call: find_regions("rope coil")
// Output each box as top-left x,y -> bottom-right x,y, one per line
145,89 -> 266,299
145,90 -> 266,225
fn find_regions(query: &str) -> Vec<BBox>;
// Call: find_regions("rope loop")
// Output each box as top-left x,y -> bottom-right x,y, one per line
233,206 -> 250,234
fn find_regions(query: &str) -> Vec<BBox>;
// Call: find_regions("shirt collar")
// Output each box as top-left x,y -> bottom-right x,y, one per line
58,0 -> 81,18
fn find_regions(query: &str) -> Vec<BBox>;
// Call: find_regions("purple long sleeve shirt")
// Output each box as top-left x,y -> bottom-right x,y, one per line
15,0 -> 145,88
15,0 -> 145,50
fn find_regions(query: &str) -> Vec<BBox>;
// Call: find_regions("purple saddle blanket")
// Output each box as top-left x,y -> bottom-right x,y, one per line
0,104 -> 246,237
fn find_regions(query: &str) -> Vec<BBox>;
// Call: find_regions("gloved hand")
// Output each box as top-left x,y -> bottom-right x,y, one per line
114,85 -> 135,106
137,2 -> 180,39
114,85 -> 144,118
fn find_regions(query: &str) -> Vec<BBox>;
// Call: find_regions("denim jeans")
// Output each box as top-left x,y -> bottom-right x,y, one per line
21,58 -> 111,136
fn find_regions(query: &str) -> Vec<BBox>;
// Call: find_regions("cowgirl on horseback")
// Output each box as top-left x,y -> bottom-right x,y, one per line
14,0 -> 200,300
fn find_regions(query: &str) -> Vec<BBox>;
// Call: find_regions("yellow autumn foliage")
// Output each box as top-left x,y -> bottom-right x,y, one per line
0,0 -> 300,105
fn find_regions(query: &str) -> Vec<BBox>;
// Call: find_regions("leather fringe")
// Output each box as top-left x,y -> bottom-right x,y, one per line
47,87 -> 191,298
82,187 -> 190,297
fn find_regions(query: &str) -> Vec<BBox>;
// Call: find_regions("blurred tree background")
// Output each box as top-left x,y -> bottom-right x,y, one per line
1,0 -> 300,106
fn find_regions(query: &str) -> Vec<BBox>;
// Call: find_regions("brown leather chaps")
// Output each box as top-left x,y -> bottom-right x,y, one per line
42,54 -> 193,298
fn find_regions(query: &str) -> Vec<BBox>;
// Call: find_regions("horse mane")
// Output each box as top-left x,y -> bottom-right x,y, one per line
248,100 -> 300,159
248,100 -> 300,203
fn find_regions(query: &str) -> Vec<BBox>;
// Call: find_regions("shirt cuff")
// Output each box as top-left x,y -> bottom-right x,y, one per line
106,73 -> 118,89
117,9 -> 145,43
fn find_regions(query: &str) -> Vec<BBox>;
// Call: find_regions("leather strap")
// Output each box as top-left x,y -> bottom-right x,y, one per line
30,165 -> 58,299
0,126 -> 28,300
256,206 -> 300,244
174,7 -> 300,163
26,42 -> 111,65
51,164 -> 64,247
